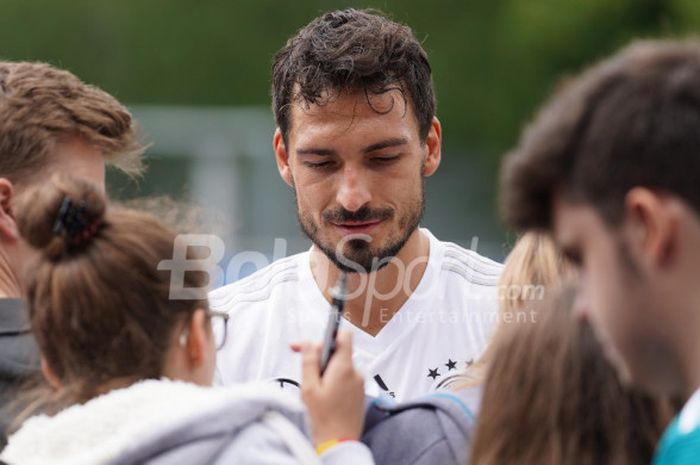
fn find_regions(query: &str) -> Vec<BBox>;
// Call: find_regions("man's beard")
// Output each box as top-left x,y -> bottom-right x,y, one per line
296,187 -> 425,274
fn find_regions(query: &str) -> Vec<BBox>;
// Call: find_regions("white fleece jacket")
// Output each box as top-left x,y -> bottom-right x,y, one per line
1,379 -> 374,465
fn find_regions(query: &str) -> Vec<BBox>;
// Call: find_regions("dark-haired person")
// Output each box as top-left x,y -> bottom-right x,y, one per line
211,8 -> 503,401
1,175 -> 373,465
0,61 -> 144,446
500,39 -> 700,464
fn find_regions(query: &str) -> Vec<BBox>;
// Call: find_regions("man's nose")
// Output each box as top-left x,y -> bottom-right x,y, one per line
335,165 -> 371,212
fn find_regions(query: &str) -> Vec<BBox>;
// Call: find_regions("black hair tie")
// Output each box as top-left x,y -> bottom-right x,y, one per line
52,196 -> 101,246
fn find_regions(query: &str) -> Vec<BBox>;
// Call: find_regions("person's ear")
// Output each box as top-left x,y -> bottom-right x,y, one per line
40,357 -> 61,390
0,179 -> 19,243
183,308 -> 211,367
625,188 -> 679,268
422,117 -> 442,177
274,128 -> 294,187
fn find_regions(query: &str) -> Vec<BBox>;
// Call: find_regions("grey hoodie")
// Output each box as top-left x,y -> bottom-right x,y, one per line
0,298 -> 39,449
1,379 -> 374,465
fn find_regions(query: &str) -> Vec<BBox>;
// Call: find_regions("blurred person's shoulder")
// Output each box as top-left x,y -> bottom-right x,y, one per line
0,298 -> 40,384
654,389 -> 700,465
362,385 -> 483,465
0,298 -> 40,449
208,253 -> 306,315
427,229 -> 503,289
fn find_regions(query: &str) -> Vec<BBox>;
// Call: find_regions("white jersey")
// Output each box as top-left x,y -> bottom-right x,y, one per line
211,228 -> 503,402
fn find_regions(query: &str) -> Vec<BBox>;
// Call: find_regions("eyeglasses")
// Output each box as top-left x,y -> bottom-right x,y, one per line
177,309 -> 229,351
208,309 -> 229,351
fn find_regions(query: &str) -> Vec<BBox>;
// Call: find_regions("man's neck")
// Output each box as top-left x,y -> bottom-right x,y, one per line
680,310 -> 700,400
309,228 -> 431,336
0,247 -> 21,298
668,235 -> 700,400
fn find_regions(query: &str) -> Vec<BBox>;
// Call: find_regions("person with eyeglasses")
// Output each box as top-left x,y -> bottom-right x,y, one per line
0,175 -> 374,465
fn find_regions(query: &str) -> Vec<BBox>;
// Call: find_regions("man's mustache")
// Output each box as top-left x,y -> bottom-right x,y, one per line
322,206 -> 394,223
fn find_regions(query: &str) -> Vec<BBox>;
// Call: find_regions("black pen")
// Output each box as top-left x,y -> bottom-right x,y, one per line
319,272 -> 348,375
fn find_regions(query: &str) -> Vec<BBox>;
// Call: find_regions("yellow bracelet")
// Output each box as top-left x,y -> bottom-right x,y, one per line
315,438 -> 352,455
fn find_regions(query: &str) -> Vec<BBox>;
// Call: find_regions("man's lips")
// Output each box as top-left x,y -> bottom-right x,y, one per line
331,220 -> 383,235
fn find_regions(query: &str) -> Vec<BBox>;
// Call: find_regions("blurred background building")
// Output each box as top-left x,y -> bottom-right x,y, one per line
2,0 -> 697,281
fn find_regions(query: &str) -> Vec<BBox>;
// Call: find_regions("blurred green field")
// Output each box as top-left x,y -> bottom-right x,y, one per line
2,0 -> 698,260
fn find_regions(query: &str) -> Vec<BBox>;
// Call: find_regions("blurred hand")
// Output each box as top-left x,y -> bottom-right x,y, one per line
291,330 -> 365,446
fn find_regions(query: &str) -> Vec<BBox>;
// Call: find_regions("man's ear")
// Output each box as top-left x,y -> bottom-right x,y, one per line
273,128 -> 294,187
422,116 -> 442,177
625,187 -> 679,268
184,309 -> 210,367
0,179 -> 20,243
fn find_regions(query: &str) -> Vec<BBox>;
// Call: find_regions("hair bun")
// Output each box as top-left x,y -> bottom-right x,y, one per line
17,174 -> 106,259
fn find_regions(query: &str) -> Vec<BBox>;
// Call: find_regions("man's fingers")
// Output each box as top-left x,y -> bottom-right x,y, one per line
301,342 -> 321,390
334,330 -> 353,361
321,330 -> 356,380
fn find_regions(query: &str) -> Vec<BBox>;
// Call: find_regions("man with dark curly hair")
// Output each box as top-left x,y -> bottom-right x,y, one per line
499,40 -> 700,464
212,9 -> 502,401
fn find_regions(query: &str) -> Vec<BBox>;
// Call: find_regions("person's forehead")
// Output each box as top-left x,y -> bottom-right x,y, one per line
287,89 -> 419,144
552,196 -> 609,244
46,136 -> 106,190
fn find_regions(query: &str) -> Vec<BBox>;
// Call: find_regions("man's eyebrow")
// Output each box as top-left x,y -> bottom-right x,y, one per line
362,138 -> 408,154
295,138 -> 408,156
296,147 -> 338,157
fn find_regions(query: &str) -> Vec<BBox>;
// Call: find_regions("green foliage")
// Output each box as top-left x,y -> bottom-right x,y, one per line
0,0 -> 695,155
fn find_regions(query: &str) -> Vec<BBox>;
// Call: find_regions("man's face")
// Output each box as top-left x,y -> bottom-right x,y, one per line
553,198 -> 677,393
13,137 -> 105,287
278,90 -> 439,273
49,136 -> 106,190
